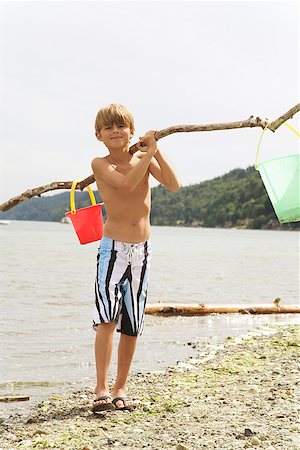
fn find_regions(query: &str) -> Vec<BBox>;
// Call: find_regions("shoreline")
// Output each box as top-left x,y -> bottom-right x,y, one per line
1,219 -> 299,231
0,324 -> 299,449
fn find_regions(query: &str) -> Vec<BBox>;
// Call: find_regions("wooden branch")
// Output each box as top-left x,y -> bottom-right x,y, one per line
1,103 -> 299,212
0,396 -> 30,402
0,180 -> 92,213
267,103 -> 300,131
129,115 -> 269,154
145,301 -> 300,316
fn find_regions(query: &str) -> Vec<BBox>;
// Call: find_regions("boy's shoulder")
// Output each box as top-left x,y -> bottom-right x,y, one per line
91,155 -> 109,166
91,155 -> 111,175
92,155 -> 109,162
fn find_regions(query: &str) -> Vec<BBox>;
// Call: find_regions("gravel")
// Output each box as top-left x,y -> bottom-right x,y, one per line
0,324 -> 299,450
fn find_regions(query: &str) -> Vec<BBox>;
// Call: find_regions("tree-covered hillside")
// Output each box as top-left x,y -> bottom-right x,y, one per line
1,166 -> 298,230
150,166 -> 290,229
0,190 -> 104,223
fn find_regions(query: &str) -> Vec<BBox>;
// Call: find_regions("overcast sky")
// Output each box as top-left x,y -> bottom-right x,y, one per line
1,0 -> 299,203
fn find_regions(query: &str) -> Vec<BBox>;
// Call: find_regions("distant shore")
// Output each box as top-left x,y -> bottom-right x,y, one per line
1,166 -> 300,231
0,324 -> 299,450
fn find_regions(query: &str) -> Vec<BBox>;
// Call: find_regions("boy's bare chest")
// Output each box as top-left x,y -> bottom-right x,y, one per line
111,161 -> 136,175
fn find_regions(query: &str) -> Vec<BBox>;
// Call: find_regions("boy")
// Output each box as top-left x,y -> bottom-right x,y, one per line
91,103 -> 181,412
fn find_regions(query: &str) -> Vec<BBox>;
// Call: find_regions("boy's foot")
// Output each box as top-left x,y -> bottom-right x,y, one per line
92,395 -> 115,413
112,396 -> 137,411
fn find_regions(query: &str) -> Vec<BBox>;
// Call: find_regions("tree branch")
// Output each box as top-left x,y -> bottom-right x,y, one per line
1,103 -> 299,212
267,103 -> 300,131
129,115 -> 269,154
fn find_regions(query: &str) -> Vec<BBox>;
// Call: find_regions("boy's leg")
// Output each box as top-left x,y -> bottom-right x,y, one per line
93,322 -> 116,407
112,333 -> 137,408
93,237 -> 128,408
112,241 -> 151,408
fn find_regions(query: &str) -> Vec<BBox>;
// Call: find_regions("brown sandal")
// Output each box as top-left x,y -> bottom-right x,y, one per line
112,396 -> 137,411
92,395 -> 115,413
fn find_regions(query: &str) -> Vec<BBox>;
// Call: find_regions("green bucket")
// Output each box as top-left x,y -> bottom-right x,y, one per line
255,123 -> 300,224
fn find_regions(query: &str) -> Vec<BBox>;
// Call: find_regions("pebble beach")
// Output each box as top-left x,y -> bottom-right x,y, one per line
0,323 -> 299,450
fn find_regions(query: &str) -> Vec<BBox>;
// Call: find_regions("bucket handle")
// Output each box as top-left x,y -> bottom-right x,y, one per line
70,179 -> 97,214
255,121 -> 300,170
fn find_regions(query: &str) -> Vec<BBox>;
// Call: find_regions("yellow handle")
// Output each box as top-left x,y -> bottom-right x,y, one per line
284,122 -> 300,137
255,121 -> 300,169
70,179 -> 96,214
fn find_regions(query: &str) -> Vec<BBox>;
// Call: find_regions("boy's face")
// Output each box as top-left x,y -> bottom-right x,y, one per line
96,123 -> 134,149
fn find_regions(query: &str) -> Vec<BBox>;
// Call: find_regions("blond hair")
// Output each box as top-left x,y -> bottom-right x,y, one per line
94,103 -> 135,134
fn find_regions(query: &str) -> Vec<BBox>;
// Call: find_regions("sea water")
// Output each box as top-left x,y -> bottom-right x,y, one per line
0,221 -> 299,415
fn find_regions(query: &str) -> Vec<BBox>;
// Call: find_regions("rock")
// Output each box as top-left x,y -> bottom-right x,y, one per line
250,436 -> 260,446
161,433 -> 171,440
176,444 -> 189,450
244,428 -> 255,437
177,362 -> 195,370
25,416 -> 38,424
32,429 -> 48,436
5,433 -> 18,442
132,428 -> 145,434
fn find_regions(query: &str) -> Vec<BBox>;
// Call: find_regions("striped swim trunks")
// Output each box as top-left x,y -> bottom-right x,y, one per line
93,236 -> 152,336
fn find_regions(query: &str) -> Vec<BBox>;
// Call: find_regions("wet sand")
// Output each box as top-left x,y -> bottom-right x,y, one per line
0,324 -> 299,450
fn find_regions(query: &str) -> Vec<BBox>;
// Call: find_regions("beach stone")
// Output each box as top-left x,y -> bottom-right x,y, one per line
5,433 -> 18,442
17,439 -> 33,447
132,428 -> 144,434
25,415 -> 37,424
176,444 -> 189,450
244,428 -> 255,437
32,428 -> 48,436
161,433 -> 171,440
130,428 -> 145,439
250,436 -> 260,446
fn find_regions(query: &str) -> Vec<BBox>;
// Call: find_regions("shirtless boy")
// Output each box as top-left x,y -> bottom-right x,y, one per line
91,103 -> 181,413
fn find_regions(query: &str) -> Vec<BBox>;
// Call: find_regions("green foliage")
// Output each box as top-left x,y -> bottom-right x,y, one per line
150,166 -> 298,230
1,167 -> 299,230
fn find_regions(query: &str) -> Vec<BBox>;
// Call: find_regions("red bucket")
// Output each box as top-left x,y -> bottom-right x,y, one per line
66,180 -> 104,245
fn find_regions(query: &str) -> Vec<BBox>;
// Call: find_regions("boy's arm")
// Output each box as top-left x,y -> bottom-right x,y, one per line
137,131 -> 181,192
148,149 -> 181,192
91,147 -> 156,192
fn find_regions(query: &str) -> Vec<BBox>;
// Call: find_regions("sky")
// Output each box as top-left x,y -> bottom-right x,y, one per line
1,0 -> 299,203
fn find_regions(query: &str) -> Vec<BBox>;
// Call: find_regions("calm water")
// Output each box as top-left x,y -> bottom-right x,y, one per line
0,221 -> 299,415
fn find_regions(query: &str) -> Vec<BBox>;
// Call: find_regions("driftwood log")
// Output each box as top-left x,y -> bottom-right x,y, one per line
0,396 -> 30,403
145,299 -> 300,316
1,103 -> 299,213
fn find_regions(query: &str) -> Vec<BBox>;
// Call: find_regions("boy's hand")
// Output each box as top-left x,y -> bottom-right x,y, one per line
136,130 -> 158,154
